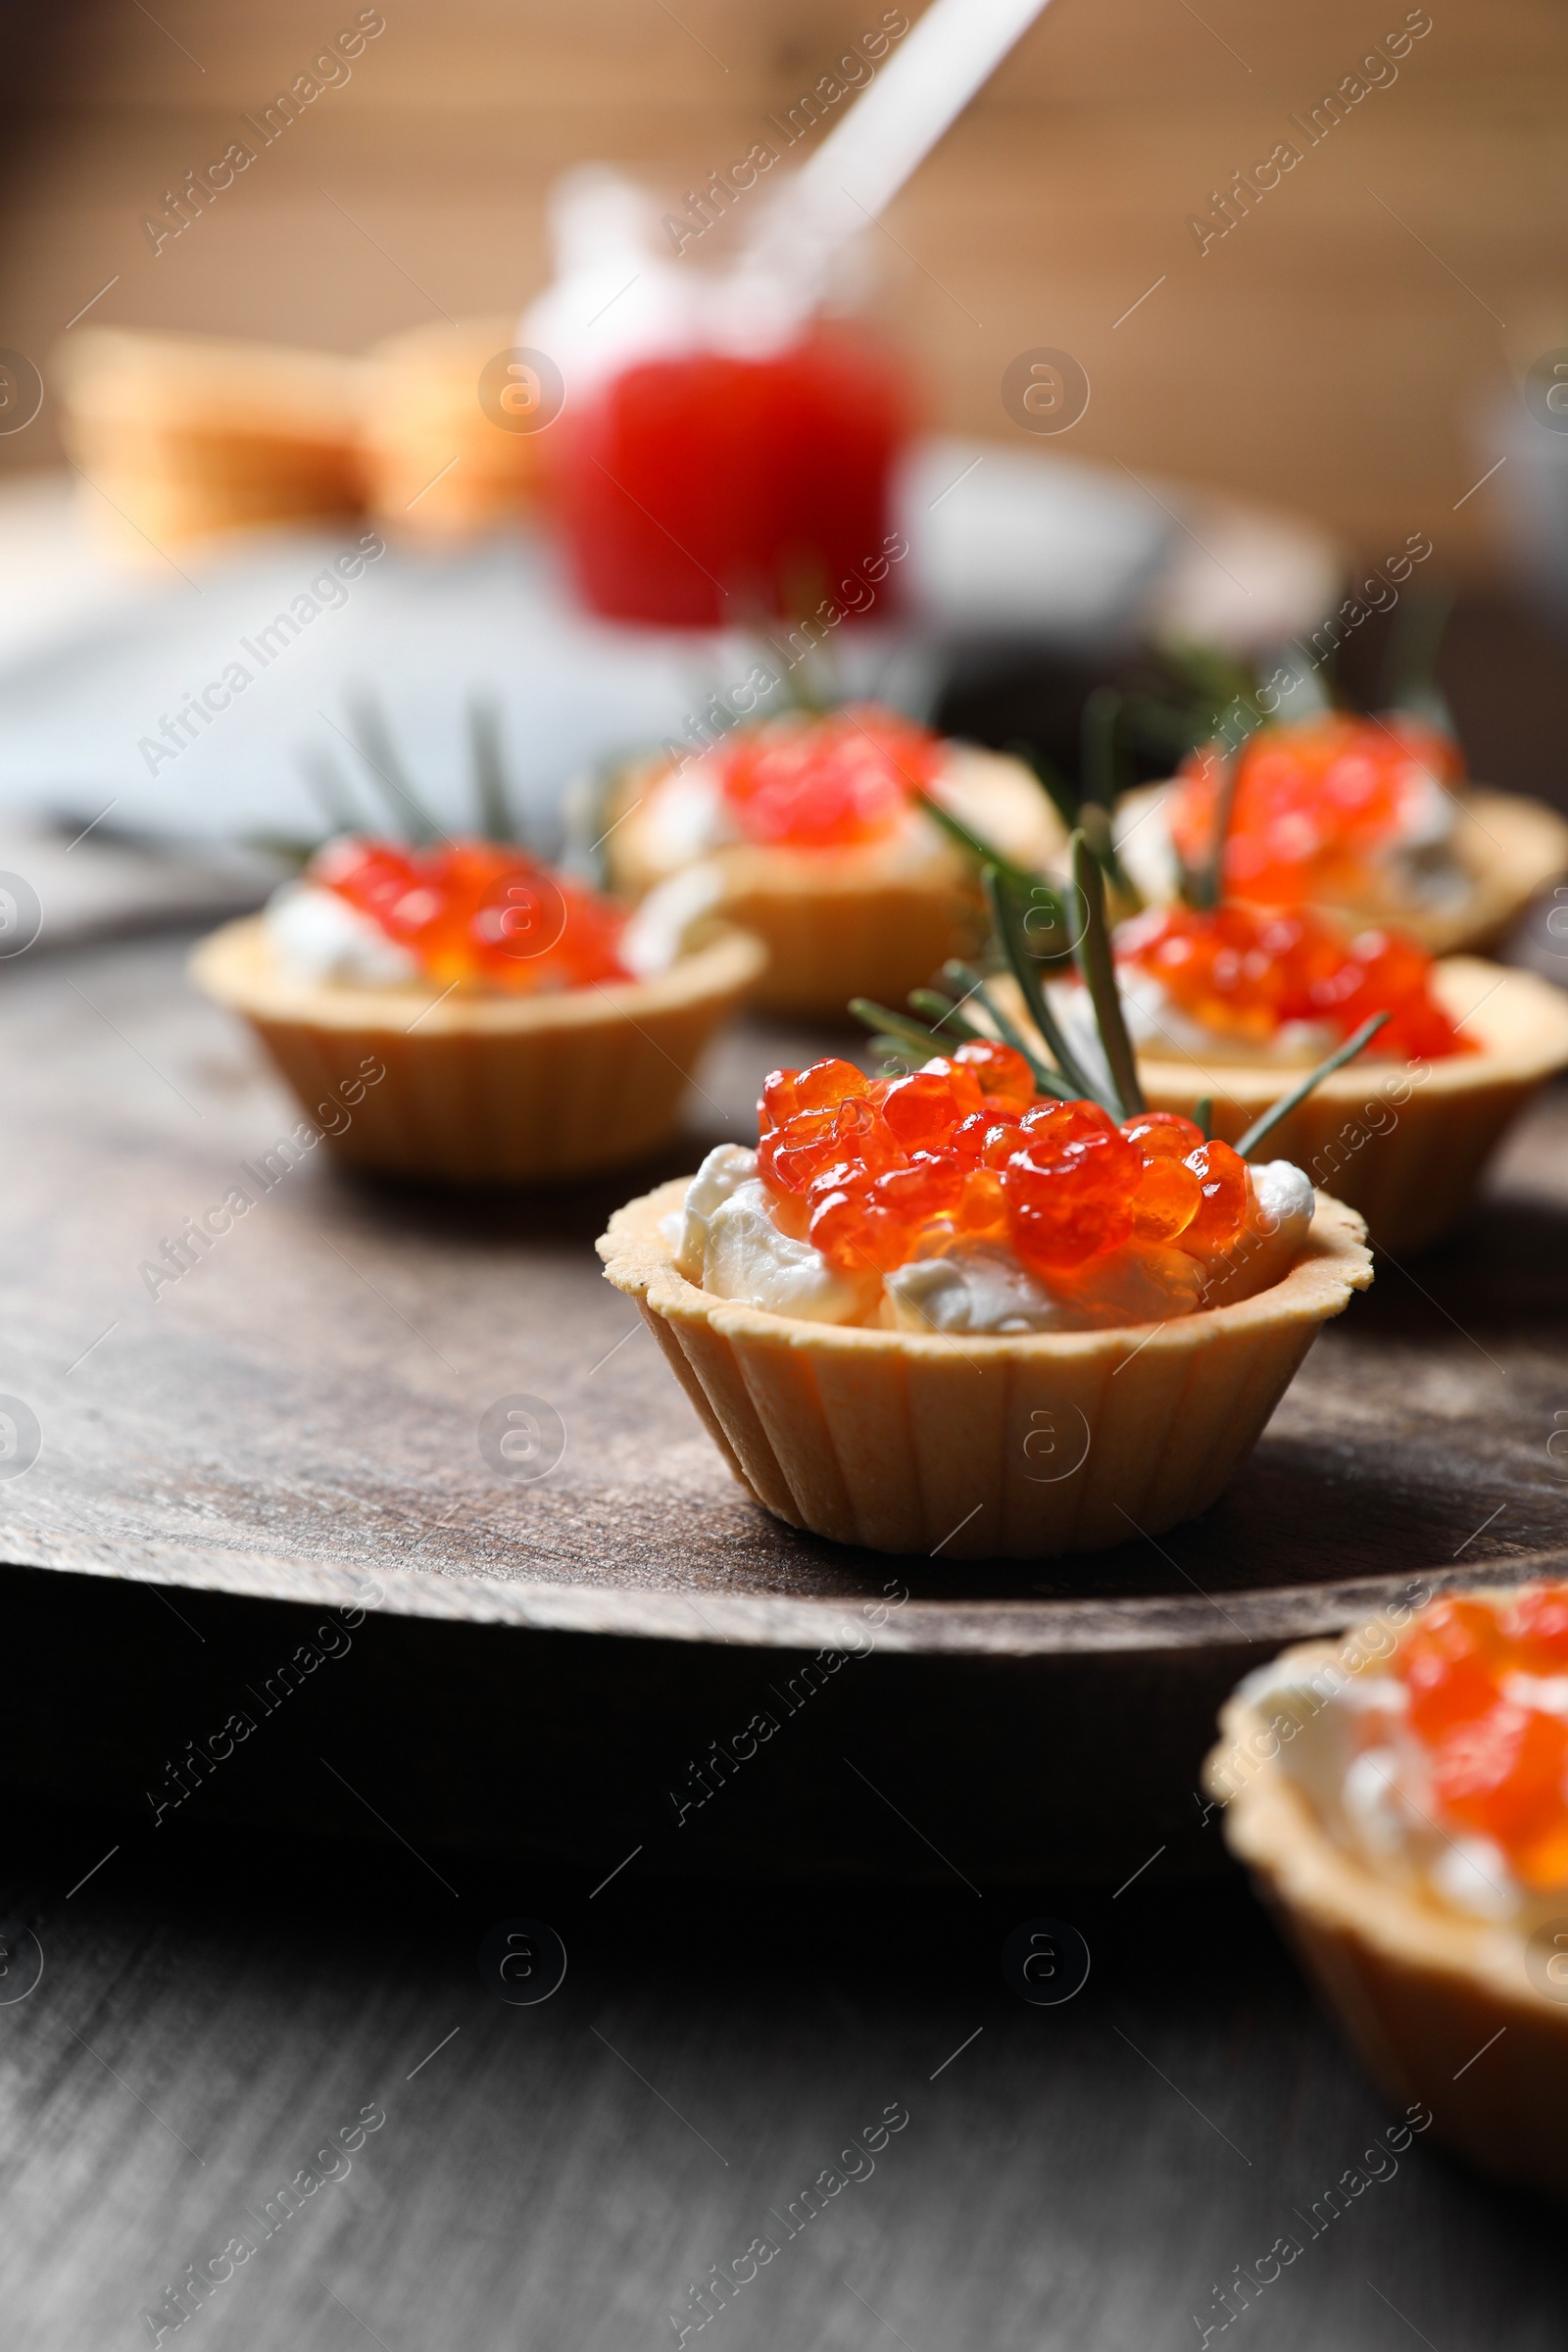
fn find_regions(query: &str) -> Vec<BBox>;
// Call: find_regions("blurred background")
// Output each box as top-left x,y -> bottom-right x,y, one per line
0,0 -> 1561,560
0,0 -> 1564,873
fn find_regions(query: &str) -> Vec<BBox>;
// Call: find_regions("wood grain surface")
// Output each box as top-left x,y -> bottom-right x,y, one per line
0,927 -> 1561,1651
1,921 -> 1565,2342
0,917 -> 1562,1886
1,1816 -> 1564,2349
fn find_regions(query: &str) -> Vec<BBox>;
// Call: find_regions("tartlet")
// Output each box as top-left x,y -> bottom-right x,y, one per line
56,327 -> 366,551
192,837 -> 762,1183
600,1178 -> 1366,1557
1117,711 -> 1568,956
606,706 -> 1064,1019
1209,1587 -> 1568,2203
598,1037 -> 1372,1558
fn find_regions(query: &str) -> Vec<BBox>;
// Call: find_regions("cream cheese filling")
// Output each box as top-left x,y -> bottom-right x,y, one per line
1235,1653 -> 1567,1933
264,881 -> 420,987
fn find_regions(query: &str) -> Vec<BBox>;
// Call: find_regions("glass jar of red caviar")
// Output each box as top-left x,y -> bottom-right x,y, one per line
546,323 -> 910,629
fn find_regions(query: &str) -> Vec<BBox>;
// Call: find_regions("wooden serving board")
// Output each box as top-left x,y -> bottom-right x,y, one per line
1,927 -> 1563,1881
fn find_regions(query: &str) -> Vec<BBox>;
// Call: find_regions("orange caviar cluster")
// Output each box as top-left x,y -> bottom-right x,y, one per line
313,836 -> 629,991
1171,712 -> 1464,908
713,704 -> 944,849
1115,901 -> 1473,1061
757,1045 -> 1250,1281
1392,1589 -> 1568,1890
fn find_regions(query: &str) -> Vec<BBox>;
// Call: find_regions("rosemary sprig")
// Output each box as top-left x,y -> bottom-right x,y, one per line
1069,830 -> 1145,1117
1182,744 -> 1242,913
343,693 -> 443,844
297,748 -> 363,836
983,874 -> 1109,1107
912,788 -> 1043,901
1081,686 -> 1122,810
1233,1013 -> 1391,1159
1378,583 -> 1457,733
1157,641 -> 1263,725
850,992 -> 1075,1102
906,987 -> 994,1044
849,1000 -> 958,1068
467,697 -> 514,843
943,958 -> 1083,1102
851,677 -> 1391,1156
1193,1095 -> 1213,1143
1007,740 -> 1081,842
244,830 -> 328,869
1006,735 -> 1138,905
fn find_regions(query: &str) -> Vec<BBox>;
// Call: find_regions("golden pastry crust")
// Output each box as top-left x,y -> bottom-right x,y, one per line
1138,958 -> 1568,1253
597,1183 -> 1371,1558
191,913 -> 764,1183
55,327 -> 367,548
606,746 -> 1065,1019
1117,778 -> 1568,956
360,314 -> 544,537
1209,1629 -> 1568,2202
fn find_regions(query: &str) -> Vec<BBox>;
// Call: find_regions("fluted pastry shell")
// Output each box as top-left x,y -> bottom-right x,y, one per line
191,913 -> 764,1183
597,1184 -> 1371,1558
1209,1629 -> 1568,2203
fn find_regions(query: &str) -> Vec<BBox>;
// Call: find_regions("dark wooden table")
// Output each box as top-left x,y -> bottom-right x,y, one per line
2,890 -> 1566,2342
1,924 -> 1565,1882
5,1809 -> 1566,2348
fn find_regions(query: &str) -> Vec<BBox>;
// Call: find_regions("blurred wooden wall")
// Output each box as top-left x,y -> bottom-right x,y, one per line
1,0 -> 1562,573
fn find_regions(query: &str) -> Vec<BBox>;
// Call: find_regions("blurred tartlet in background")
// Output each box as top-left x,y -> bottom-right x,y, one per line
191,717 -> 762,1182
1210,1584 -> 1568,2204
1116,709 -> 1568,958
606,703 -> 1063,1018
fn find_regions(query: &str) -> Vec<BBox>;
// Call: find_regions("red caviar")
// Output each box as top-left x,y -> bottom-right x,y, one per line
758,1044 -> 1251,1282
1171,712 -> 1463,909
1115,901 -> 1472,1061
711,705 -> 944,849
311,837 -> 629,991
1391,1589 -> 1568,1889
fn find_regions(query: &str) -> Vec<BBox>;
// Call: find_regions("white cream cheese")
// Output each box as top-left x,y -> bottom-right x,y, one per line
885,1238 -> 1211,1334
1234,1653 -> 1544,1928
1201,1160 -> 1315,1305
265,880 -> 419,986
702,1180 -> 875,1324
617,861 -> 725,977
669,1144 -> 757,1275
884,1250 -> 1068,1335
